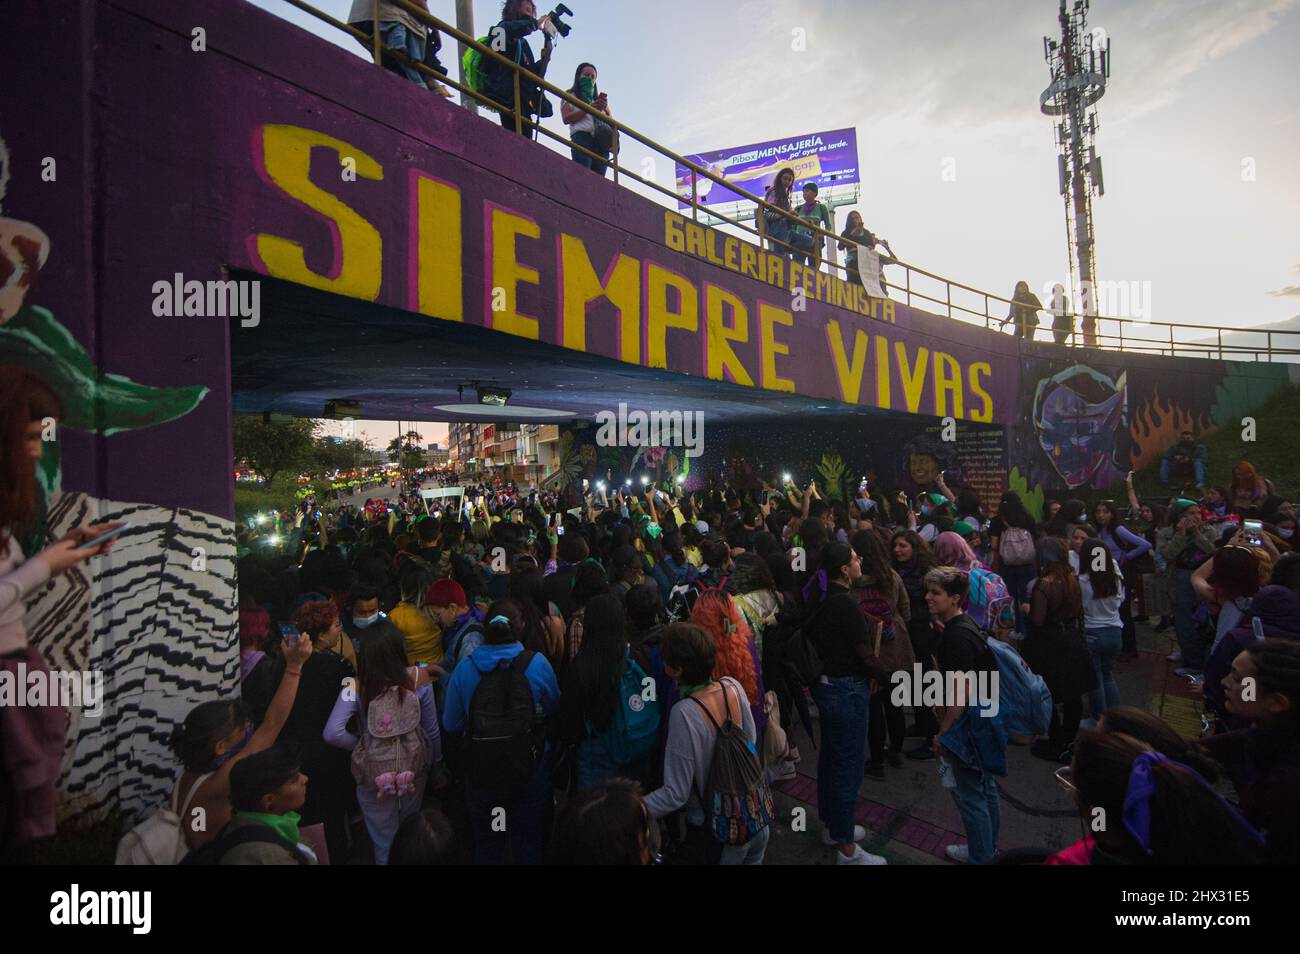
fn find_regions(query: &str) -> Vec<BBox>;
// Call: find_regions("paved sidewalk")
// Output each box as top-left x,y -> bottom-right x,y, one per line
762,620 -> 1204,865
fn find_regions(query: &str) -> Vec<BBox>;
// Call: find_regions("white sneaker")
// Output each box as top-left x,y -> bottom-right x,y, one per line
945,844 -> 970,864
822,824 -> 866,846
837,844 -> 888,865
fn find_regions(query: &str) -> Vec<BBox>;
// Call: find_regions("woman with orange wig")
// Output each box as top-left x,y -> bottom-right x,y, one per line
689,589 -> 763,733
1229,461 -> 1274,512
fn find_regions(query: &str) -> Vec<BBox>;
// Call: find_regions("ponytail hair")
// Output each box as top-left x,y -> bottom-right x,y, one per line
170,699 -> 246,772
484,598 -> 526,645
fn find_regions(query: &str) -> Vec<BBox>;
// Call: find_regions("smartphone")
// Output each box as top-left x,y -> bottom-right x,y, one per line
1243,519 -> 1264,547
75,522 -> 130,552
277,622 -> 300,645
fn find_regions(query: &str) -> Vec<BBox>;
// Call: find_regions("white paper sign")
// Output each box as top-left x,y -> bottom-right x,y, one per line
855,244 -> 886,298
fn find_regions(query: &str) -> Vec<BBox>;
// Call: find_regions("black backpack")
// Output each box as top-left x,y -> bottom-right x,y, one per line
465,650 -> 543,791
180,823 -> 309,866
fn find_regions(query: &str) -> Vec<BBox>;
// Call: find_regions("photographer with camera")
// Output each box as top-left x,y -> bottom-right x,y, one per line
484,1 -> 573,139
562,62 -> 616,177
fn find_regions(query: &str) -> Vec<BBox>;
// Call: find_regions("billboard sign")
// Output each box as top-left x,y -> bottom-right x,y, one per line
674,128 -> 859,209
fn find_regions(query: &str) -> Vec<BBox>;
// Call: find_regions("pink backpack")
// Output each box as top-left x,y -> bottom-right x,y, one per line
351,669 -> 429,801
999,527 -> 1036,566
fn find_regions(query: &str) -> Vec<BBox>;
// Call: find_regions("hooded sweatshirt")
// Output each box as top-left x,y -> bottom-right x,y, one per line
440,641 -> 560,736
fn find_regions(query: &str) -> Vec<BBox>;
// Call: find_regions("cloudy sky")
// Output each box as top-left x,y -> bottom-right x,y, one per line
251,0 -> 1300,369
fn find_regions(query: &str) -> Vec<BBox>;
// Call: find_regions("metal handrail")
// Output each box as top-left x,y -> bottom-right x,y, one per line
269,0 -> 1300,362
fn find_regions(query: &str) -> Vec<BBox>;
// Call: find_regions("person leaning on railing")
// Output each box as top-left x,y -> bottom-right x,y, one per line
1000,281 -> 1044,340
483,0 -> 556,140
762,169 -> 814,262
837,211 -> 896,292
347,0 -> 451,97
793,182 -> 832,269
562,62 -> 615,177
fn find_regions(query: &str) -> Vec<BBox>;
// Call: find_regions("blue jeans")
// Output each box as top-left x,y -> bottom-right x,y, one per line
1173,569 -> 1204,670
790,230 -> 816,265
949,759 -> 1000,864
1084,625 -> 1123,718
1161,457 -> 1205,486
766,219 -> 814,262
570,130 -> 610,177
372,22 -> 427,86
464,750 -> 554,865
720,824 -> 770,865
811,676 -> 870,845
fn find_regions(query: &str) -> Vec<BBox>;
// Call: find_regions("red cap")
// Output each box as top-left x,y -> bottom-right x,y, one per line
425,579 -> 467,607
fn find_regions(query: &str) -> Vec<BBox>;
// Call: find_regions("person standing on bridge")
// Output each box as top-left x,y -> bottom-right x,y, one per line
1049,283 -> 1074,345
347,1 -> 437,89
1001,281 -> 1043,341
563,63 -> 615,177
484,1 -> 556,140
794,182 -> 832,269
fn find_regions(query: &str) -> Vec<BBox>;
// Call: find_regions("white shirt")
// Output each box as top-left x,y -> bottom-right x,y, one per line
1079,572 -> 1125,629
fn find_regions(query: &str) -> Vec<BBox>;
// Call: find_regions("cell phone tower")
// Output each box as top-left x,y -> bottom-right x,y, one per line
1041,0 -> 1110,347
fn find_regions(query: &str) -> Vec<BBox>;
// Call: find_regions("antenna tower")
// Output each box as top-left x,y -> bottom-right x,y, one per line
1041,0 -> 1110,346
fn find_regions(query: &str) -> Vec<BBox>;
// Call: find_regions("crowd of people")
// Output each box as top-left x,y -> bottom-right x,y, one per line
3,361 -> 1298,866
169,451 -> 1300,865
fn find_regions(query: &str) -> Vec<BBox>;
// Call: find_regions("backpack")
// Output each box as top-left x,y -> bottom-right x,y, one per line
115,771 -> 213,865
855,587 -> 896,632
179,821 -> 309,866
444,618 -> 483,670
690,681 -> 775,846
999,527 -> 1036,566
593,649 -> 661,766
958,626 -> 1053,737
461,37 -> 494,99
465,650 -> 543,790
667,572 -> 728,623
351,672 -> 430,803
964,566 -> 1014,634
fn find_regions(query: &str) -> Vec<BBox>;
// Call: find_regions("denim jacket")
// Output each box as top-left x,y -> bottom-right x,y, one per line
939,706 -> 1008,776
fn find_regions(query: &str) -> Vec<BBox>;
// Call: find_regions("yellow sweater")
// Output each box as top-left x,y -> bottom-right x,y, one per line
389,603 -> 443,667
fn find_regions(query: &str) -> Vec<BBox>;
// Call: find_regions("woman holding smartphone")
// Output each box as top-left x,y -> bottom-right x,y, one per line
563,62 -> 615,177
1,368 -> 124,853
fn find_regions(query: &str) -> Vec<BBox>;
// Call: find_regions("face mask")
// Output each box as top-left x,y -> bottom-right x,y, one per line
353,613 -> 380,629
576,75 -> 596,102
1281,529 -> 1294,539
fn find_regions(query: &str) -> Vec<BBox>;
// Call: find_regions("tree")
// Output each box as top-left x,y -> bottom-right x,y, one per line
387,430 -> 425,473
313,437 -> 367,474
233,416 -> 318,487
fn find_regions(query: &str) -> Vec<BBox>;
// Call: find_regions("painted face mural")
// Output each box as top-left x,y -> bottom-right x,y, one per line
1032,365 -> 1128,489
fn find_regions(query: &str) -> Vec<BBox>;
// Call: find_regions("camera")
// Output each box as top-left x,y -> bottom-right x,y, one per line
544,4 -> 574,38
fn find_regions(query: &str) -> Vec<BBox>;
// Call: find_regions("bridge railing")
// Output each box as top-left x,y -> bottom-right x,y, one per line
274,0 -> 1300,363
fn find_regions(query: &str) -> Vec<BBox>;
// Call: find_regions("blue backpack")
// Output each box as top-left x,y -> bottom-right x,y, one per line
983,636 -> 1053,737
594,650 -> 661,766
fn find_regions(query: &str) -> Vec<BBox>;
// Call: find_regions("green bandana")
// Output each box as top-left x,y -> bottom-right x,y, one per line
235,810 -> 302,845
